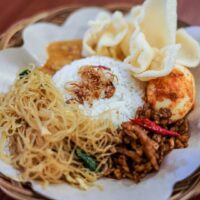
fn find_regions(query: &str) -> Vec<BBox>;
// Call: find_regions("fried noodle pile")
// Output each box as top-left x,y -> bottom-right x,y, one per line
0,70 -> 118,189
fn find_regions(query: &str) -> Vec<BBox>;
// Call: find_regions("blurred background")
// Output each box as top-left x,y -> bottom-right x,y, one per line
0,0 -> 200,34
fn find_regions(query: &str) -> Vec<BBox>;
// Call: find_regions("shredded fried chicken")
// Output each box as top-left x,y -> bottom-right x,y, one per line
65,66 -> 116,106
122,123 -> 159,170
116,147 -> 142,163
105,103 -> 190,182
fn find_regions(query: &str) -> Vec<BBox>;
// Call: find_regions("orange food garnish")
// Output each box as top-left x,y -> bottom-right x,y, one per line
39,40 -> 82,75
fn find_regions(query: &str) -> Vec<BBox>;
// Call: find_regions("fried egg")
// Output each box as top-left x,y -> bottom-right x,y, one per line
147,65 -> 195,121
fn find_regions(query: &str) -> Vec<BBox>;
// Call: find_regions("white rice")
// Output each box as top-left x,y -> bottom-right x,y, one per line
53,56 -> 145,127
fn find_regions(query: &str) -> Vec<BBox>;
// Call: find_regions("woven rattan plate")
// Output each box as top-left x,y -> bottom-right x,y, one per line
0,4 -> 200,200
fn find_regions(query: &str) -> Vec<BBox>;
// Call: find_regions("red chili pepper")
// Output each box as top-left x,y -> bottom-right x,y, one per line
95,65 -> 111,71
131,118 -> 179,137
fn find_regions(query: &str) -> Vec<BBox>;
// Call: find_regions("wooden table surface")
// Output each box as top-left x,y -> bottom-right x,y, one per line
0,0 -> 200,199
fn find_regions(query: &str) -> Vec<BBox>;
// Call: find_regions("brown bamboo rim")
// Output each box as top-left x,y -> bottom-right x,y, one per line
0,3 -> 199,200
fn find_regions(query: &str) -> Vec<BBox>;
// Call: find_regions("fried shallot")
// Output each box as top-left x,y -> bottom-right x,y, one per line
65,65 -> 116,106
